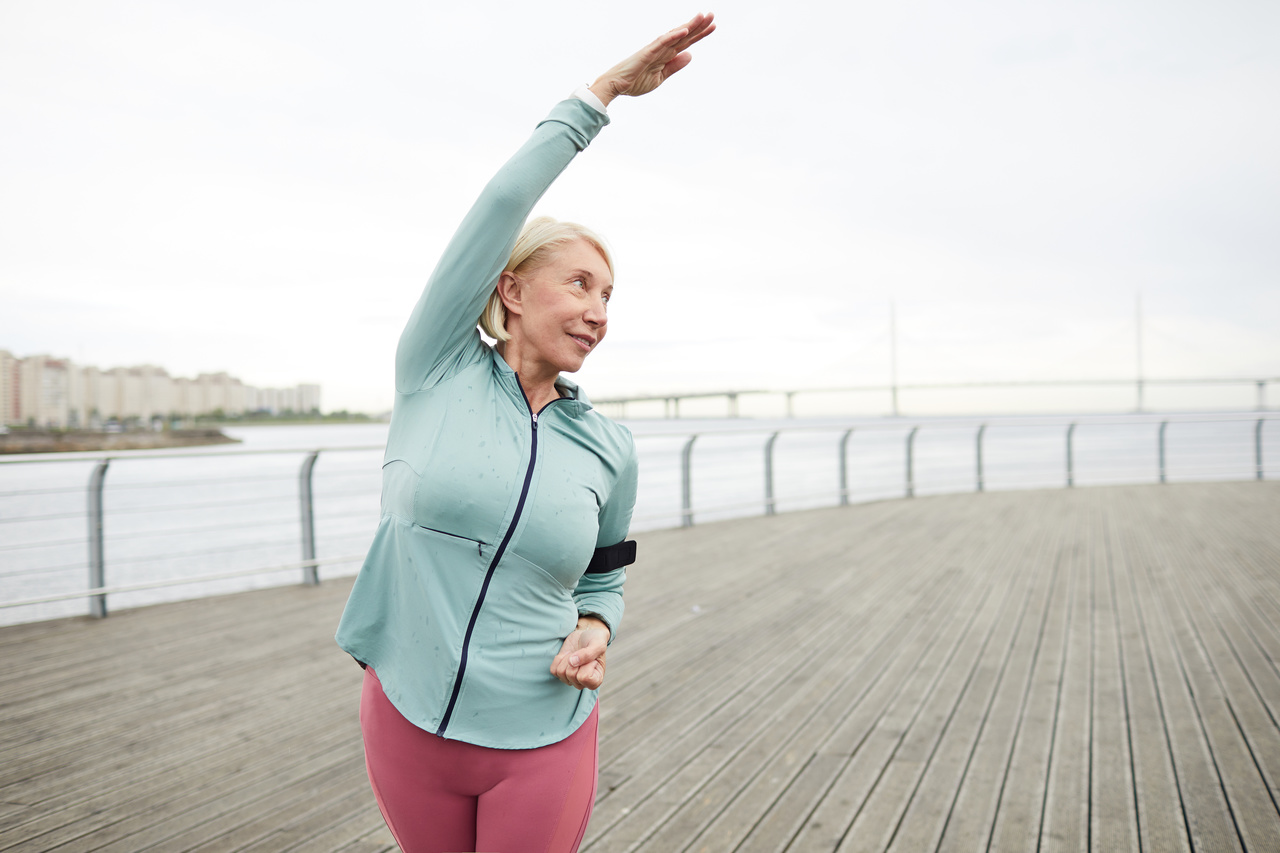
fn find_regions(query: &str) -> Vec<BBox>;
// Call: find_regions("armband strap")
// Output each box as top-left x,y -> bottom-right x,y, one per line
585,539 -> 636,574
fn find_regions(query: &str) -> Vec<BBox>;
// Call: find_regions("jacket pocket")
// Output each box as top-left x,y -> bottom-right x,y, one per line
415,525 -> 488,557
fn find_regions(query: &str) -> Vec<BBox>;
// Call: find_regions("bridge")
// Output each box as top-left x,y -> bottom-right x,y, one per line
593,375 -> 1280,418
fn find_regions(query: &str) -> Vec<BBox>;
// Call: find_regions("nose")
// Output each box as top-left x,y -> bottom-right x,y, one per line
584,297 -> 607,327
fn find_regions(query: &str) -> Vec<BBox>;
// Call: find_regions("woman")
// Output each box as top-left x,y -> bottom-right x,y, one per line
335,13 -> 715,852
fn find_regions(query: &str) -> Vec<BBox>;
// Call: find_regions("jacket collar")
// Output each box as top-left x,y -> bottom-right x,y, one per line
490,346 -> 593,419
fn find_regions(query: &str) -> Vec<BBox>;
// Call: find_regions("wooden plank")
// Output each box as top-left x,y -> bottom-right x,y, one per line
1039,511 -> 1093,852
583,500 -> 982,848
633,539 -> 983,851
933,520 -> 1063,853
832,531 -> 1034,852
884,522 -> 1055,853
1184,540 -> 1280,800
983,525 -> 1075,852
690,567 -> 972,853
1088,509 -> 1140,853
328,822 -> 397,853
1124,520 -> 1243,852
1141,498 -> 1280,851
774,519 -> 1032,852
1106,511 -> 1191,853
584,502 -> 983,851
726,499 -> 1050,853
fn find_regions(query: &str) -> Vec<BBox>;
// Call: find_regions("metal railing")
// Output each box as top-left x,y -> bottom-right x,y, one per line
1,445 -> 382,617
652,413 -> 1273,528
0,413 -> 1274,619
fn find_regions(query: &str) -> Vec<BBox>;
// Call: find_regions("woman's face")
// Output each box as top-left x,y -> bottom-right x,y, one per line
508,239 -> 613,374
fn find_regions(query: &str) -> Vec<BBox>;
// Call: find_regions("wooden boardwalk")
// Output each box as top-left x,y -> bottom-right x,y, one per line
2,482 -> 1279,852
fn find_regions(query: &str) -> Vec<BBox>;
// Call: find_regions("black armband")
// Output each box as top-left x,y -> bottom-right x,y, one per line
585,539 -> 637,574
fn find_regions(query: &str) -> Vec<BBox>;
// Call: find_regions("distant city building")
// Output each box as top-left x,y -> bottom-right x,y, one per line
1,350 -> 21,426
0,349 -> 321,427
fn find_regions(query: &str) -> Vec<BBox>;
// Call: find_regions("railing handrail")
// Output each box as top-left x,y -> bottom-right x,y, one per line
0,443 -> 386,466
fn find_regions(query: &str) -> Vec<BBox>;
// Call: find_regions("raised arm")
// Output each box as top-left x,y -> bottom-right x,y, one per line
395,100 -> 604,393
395,13 -> 716,394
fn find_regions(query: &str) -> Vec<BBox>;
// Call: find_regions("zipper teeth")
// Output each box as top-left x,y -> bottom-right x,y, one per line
435,384 -> 558,737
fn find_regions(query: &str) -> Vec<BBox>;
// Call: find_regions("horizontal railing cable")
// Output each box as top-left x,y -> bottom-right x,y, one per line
311,487 -> 381,500
0,536 -> 88,553
0,554 -> 368,609
97,472 -> 298,490
100,538 -> 305,567
0,511 -> 88,525
100,514 -> 301,543
0,564 -> 90,580
100,492 -> 301,516
0,485 -> 91,498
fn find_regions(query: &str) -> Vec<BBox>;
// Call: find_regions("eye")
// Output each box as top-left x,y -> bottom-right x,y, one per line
601,292 -> 611,304
572,278 -> 587,290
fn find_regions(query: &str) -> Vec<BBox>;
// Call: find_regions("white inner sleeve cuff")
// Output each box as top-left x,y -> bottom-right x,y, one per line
571,84 -> 608,115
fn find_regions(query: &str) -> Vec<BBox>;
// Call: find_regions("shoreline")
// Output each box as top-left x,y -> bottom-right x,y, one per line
0,428 -> 241,454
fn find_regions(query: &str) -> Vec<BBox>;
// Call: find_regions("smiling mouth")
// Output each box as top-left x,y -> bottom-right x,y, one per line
570,335 -> 594,352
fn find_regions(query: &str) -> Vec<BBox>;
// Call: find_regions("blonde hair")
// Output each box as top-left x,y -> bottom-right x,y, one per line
480,216 -> 614,342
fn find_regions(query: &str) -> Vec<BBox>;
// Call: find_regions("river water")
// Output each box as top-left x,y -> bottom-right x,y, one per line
1,413 -> 1274,625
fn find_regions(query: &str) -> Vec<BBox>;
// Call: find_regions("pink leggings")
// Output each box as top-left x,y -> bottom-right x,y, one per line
360,668 -> 599,853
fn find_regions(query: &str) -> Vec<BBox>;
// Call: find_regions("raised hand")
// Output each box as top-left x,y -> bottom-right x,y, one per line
589,13 -> 716,106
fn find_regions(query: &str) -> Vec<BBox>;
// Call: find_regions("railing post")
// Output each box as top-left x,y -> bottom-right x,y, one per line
1066,422 -> 1077,488
1258,419 -> 1265,481
1258,380 -> 1266,412
764,432 -> 780,515
87,459 -> 110,618
299,450 -> 320,585
975,424 -> 987,492
1159,420 -> 1169,484
680,435 -> 698,527
785,392 -> 796,418
838,428 -> 854,506
906,426 -> 919,498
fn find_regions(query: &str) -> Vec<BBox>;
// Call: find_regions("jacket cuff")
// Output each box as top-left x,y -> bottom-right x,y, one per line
537,97 -> 611,151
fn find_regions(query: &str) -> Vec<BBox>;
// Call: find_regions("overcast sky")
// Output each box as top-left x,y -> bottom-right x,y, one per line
2,0 -> 1277,415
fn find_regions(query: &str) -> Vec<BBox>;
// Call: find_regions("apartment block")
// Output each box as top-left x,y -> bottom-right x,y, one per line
1,350 -> 321,425
0,350 -> 19,426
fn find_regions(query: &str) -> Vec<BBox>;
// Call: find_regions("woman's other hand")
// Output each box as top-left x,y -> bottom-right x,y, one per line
551,616 -> 611,690
589,13 -> 716,107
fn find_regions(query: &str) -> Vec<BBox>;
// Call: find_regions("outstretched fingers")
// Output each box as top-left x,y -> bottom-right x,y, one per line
654,13 -> 715,58
674,12 -> 716,51
590,13 -> 716,103
649,14 -> 714,82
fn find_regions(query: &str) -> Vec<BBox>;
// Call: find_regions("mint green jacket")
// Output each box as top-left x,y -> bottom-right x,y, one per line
335,99 -> 637,749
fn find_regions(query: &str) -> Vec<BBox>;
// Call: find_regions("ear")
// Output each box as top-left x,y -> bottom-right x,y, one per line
496,271 -> 524,318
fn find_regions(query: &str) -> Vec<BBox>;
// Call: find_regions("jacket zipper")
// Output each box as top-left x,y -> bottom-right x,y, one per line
436,384 -> 561,736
